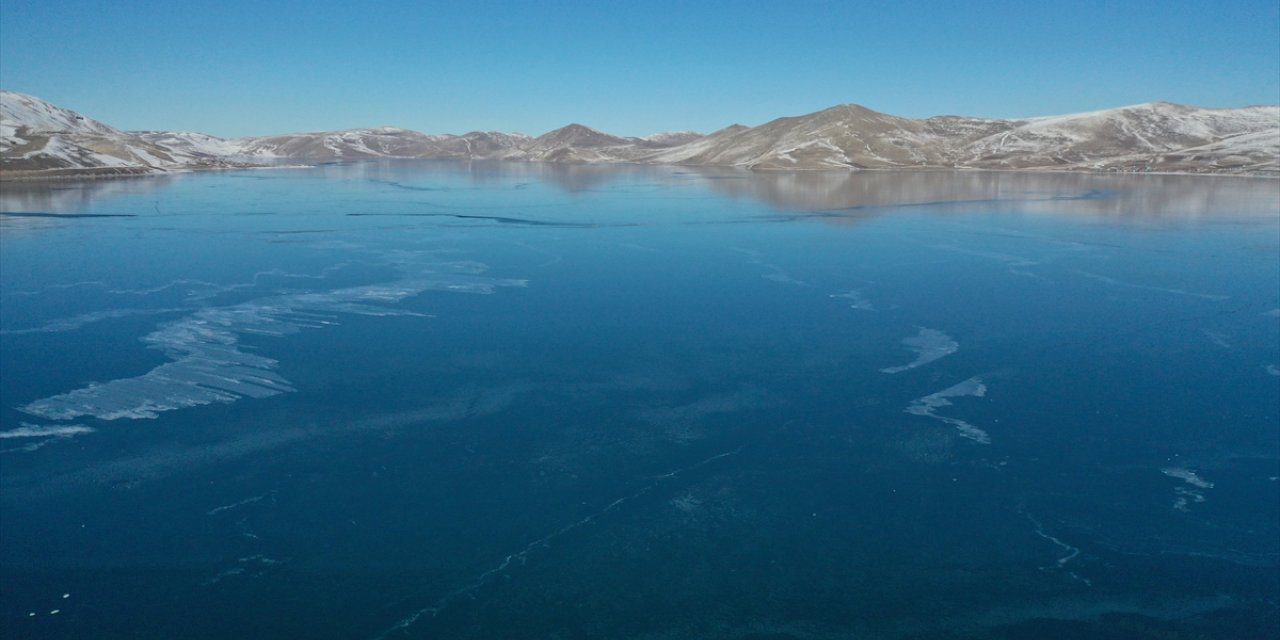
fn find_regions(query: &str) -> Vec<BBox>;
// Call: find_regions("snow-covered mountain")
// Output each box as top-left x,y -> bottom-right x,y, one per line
646,104 -> 946,169
2,90 -> 1276,179
1,91 -> 256,177
516,124 -> 707,163
641,131 -> 704,146
952,102 -> 1279,172
0,91 -> 119,139
645,102 -> 1279,173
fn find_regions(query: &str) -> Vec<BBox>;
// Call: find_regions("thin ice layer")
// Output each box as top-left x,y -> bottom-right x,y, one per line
21,261 -> 526,421
905,377 -> 991,444
881,328 -> 958,374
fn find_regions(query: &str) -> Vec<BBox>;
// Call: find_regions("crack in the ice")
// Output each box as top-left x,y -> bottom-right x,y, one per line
373,446 -> 745,639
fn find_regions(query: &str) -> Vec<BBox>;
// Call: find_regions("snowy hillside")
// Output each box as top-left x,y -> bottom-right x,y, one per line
2,89 -> 1276,179
644,104 -> 947,169
645,102 -> 1279,173
956,102 -> 1280,170
1,90 -> 258,177
0,90 -> 120,139
515,124 -> 701,162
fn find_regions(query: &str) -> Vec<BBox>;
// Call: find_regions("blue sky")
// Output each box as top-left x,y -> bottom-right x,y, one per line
2,0 -> 1277,137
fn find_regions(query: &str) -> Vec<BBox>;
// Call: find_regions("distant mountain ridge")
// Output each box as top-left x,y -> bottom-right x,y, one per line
2,90 -> 1276,179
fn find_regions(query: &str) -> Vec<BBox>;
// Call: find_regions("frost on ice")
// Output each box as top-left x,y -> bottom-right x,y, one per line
20,260 -> 526,422
881,328 -> 958,374
1162,467 -> 1214,512
905,377 -> 991,444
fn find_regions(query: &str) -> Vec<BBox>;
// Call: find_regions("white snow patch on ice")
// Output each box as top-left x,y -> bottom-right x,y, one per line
905,377 -> 991,444
0,423 -> 95,439
1163,467 -> 1214,512
20,258 -> 525,422
881,328 -> 958,374
830,289 -> 876,310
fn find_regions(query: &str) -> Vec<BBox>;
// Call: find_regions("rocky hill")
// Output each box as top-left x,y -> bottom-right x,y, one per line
646,101 -> 1278,173
1,91 -> 255,177
2,90 -> 1275,179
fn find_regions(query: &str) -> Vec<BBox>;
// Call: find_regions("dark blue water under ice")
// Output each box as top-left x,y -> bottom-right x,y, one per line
1,163 -> 1277,639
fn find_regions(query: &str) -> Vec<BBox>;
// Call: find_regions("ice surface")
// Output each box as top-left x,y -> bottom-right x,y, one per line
1173,486 -> 1208,512
1201,329 -> 1232,349
735,248 -> 809,287
829,289 -> 875,310
1163,467 -> 1214,512
0,424 -> 95,439
201,555 -> 282,586
881,328 -> 958,374
1025,512 -> 1092,586
1075,270 -> 1228,300
0,308 -> 182,335
375,446 -> 744,639
1162,467 -> 1214,489
206,495 -> 266,516
0,423 -> 95,452
20,259 -> 526,422
933,244 -> 1038,267
905,377 -> 991,444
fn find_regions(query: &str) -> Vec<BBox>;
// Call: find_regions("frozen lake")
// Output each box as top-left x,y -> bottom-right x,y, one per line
2,163 -> 1277,639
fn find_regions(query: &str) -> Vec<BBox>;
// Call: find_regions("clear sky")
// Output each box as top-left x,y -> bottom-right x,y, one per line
2,0 -> 1277,138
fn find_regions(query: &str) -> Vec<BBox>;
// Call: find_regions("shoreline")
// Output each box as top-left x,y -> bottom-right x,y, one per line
0,162 -> 281,183
3,159 -> 1276,184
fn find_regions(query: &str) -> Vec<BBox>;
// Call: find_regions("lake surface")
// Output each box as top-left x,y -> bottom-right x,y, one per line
1,163 -> 1277,639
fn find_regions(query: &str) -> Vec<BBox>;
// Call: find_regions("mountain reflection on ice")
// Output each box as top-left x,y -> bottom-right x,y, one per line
5,162 -> 1277,223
